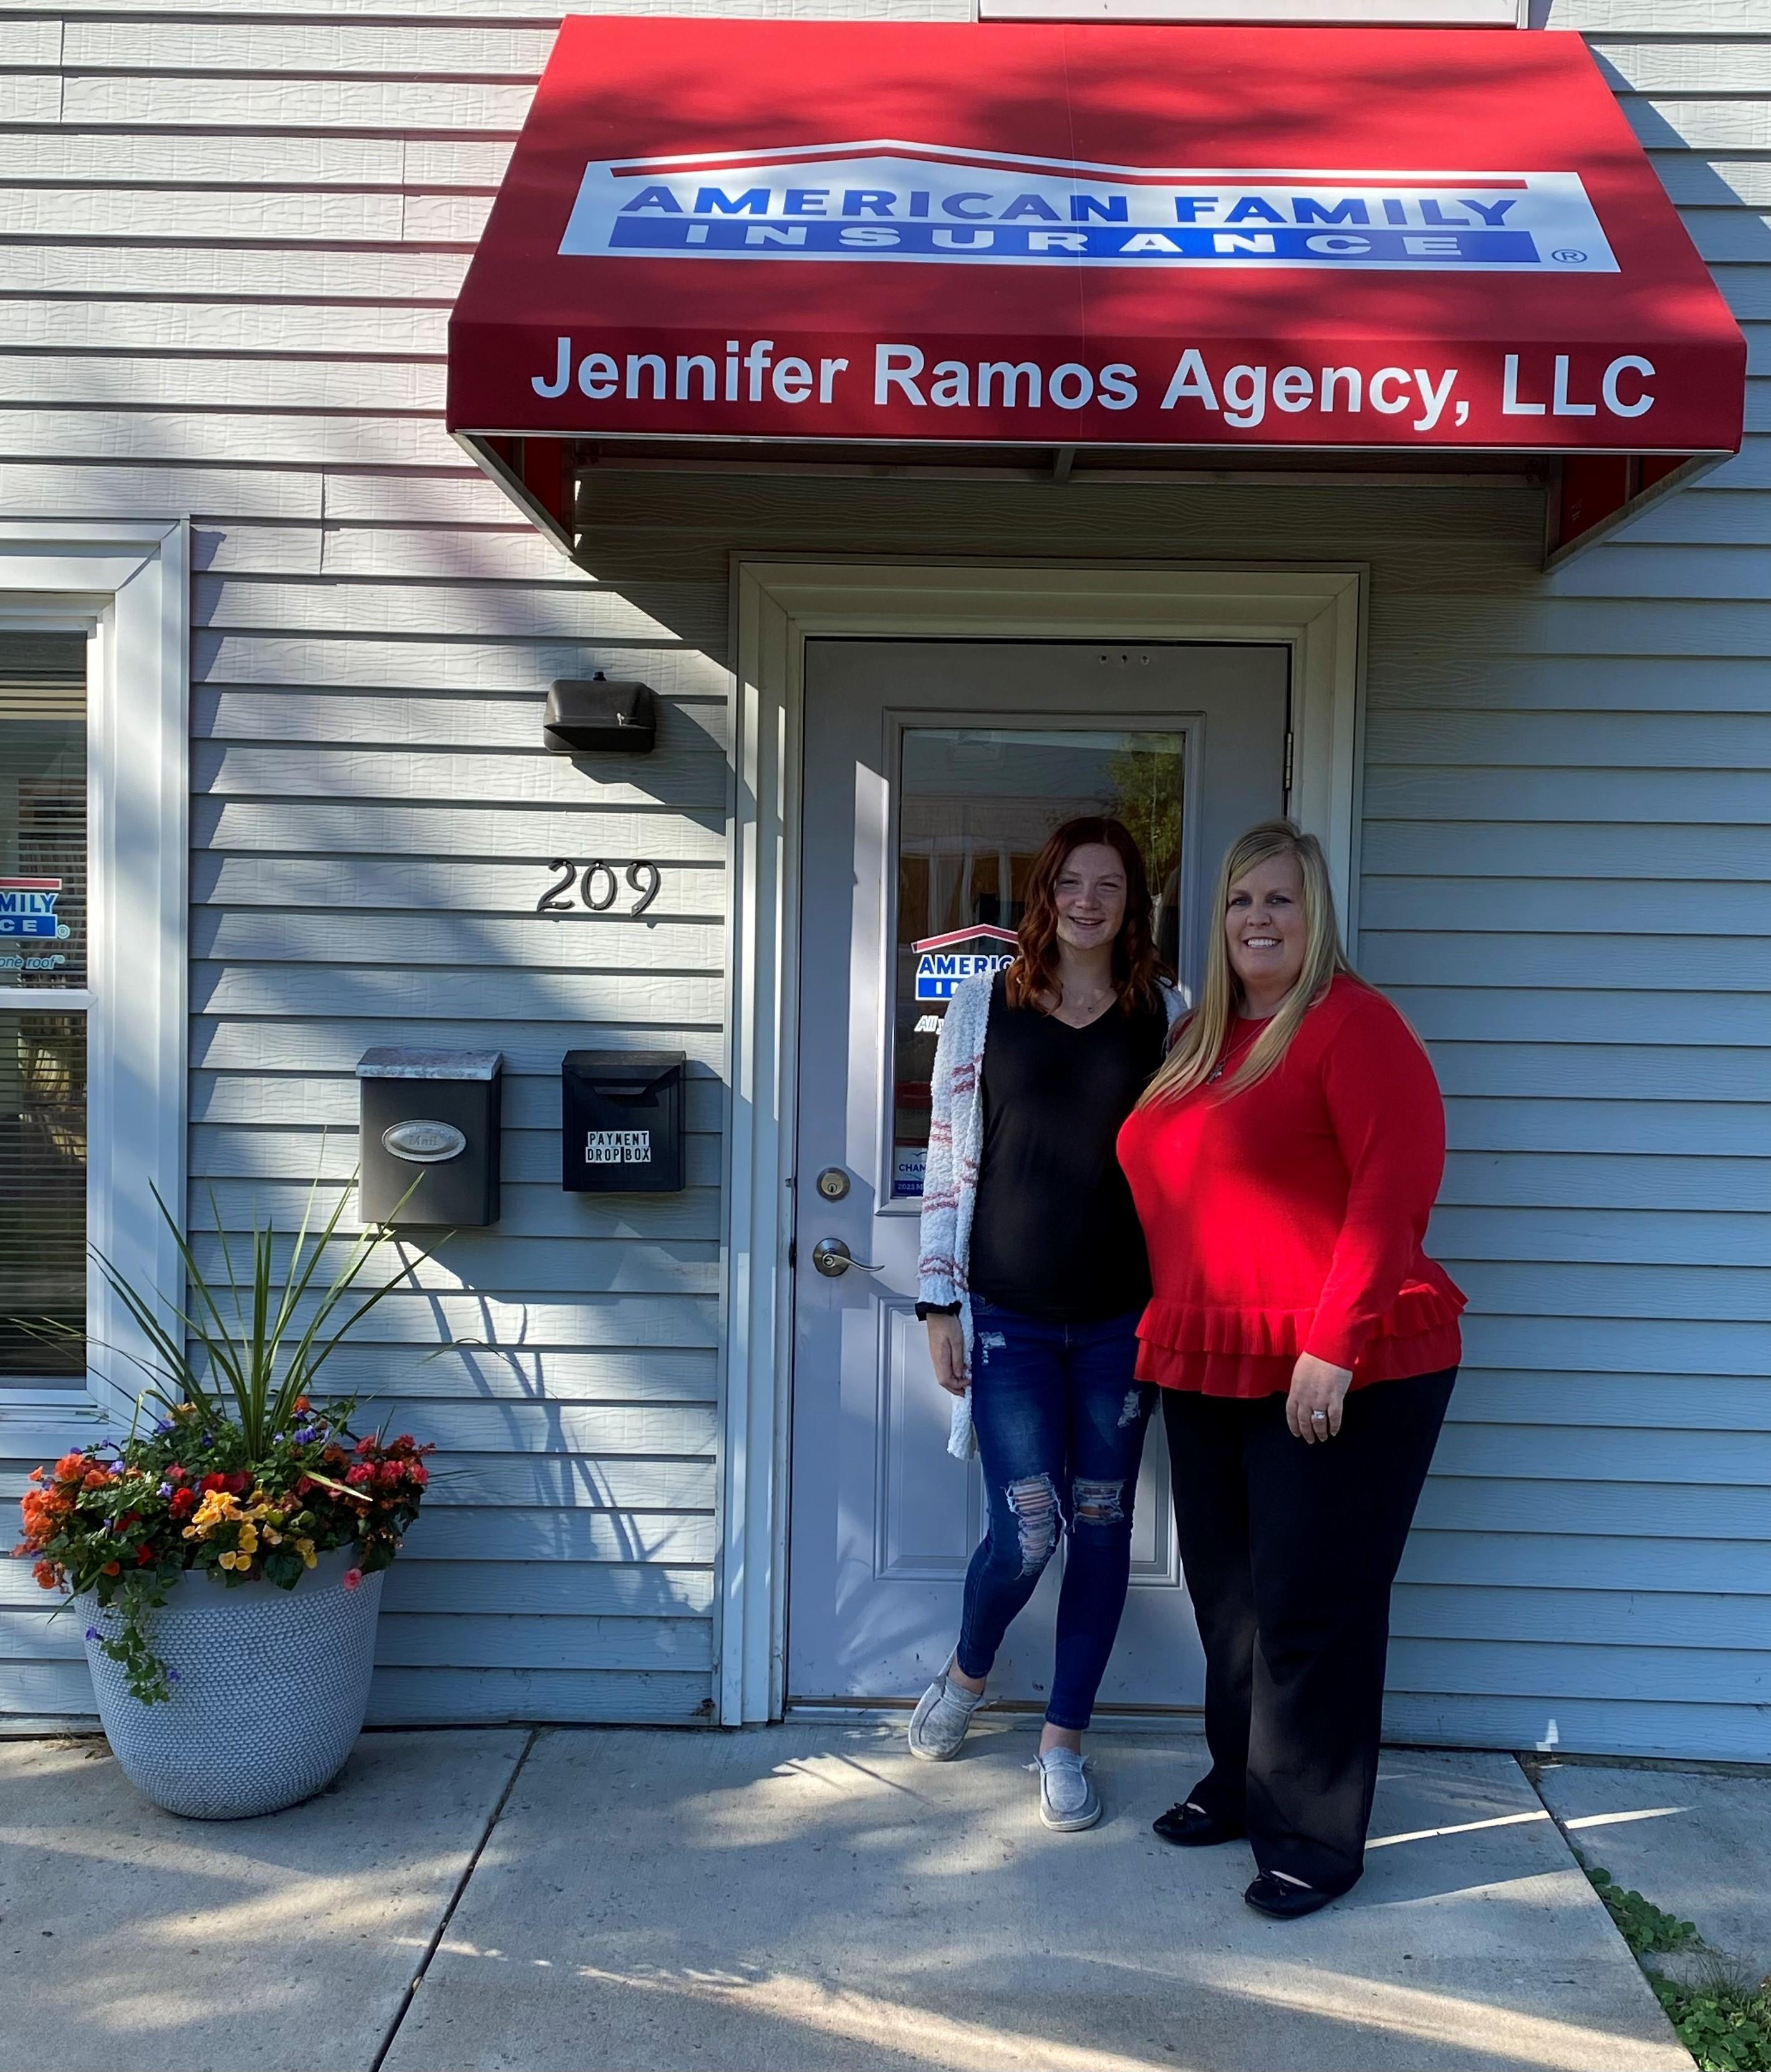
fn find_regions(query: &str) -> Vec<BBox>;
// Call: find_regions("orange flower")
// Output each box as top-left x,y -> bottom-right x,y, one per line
101,1559 -> 121,1576
82,1468 -> 112,1491
32,1559 -> 60,1589
54,1452 -> 85,1482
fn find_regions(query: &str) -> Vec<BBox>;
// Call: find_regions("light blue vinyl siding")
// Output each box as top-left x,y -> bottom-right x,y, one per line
1367,0 -> 1771,1757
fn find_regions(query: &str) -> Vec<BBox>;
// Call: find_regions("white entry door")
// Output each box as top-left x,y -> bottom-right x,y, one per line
787,639 -> 1288,1710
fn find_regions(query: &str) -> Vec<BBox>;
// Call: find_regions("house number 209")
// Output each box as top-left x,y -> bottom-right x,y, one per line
536,859 -> 661,916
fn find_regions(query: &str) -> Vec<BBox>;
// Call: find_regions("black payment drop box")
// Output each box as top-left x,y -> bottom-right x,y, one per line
562,1051 -> 686,1193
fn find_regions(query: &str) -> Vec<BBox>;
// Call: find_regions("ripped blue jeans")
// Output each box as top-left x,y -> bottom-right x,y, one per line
956,1298 -> 1157,1732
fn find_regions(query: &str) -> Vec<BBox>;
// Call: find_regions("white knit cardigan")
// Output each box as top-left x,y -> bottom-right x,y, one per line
917,971 -> 1185,1458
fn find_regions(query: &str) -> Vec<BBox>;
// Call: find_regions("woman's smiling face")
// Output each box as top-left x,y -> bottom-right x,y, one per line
1225,850 -> 1307,1009
1053,842 -> 1129,954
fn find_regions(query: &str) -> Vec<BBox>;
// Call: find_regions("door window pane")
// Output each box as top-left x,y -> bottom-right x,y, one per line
1,631 -> 88,990
891,728 -> 1185,1199
0,1011 -> 87,1377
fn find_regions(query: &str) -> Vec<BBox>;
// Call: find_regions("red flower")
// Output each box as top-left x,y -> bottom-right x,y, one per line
355,1437 -> 376,1457
200,1473 -> 228,1494
224,1472 -> 251,1496
170,1487 -> 196,1517
407,1463 -> 428,1488
345,1464 -> 372,1487
342,1567 -> 363,1590
294,1477 -> 313,1499
375,1461 -> 402,1487
135,1544 -> 155,1566
166,1465 -> 186,1483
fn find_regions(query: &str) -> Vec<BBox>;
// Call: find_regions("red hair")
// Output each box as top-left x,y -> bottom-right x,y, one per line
1003,816 -> 1169,1016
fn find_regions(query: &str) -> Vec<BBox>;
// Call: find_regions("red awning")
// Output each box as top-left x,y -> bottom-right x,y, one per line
448,19 -> 1745,554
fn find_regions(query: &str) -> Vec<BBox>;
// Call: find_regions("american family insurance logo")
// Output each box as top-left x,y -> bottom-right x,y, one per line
559,141 -> 1619,274
0,877 -> 63,940
913,925 -> 1018,1001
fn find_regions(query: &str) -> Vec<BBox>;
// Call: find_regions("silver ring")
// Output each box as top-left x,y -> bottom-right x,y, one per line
1310,1410 -> 1328,1423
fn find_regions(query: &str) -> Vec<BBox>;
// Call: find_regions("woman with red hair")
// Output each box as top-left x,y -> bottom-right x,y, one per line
911,816 -> 1182,1831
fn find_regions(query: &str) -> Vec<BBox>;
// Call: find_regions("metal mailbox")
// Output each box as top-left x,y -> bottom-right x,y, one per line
357,1048 -> 503,1226
562,1050 -> 686,1194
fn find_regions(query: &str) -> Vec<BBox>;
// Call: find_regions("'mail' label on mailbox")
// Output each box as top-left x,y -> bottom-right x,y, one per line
586,1128 -> 653,1164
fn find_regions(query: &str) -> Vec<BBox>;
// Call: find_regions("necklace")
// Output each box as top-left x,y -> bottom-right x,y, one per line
1057,983 -> 1113,1023
1207,1022 -> 1262,1084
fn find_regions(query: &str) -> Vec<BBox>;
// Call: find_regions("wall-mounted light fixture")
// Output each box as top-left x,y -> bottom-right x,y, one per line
544,672 -> 658,754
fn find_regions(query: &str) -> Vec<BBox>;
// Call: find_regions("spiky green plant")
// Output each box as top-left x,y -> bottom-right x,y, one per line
13,1173 -> 439,1700
18,1173 -> 423,1445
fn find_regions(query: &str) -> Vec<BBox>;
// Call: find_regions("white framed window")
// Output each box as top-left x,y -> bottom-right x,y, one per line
0,523 -> 188,1420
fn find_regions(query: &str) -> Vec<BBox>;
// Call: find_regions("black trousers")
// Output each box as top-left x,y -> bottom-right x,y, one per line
1162,1367 -> 1456,1896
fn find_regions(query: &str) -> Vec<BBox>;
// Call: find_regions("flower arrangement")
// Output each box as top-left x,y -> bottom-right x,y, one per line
11,1176 -> 436,1703
17,1404 -> 431,1701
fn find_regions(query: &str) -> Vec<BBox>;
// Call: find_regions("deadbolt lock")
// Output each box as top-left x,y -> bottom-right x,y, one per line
814,1167 -> 850,1201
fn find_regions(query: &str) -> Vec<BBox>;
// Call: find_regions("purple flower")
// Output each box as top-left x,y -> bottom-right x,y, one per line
84,1626 -> 98,1641
166,1669 -> 180,1683
158,1482 -> 173,1497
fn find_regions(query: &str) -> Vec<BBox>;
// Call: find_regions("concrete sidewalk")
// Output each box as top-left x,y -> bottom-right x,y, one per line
1,1723 -> 1691,2072
1535,1756 -> 1771,1988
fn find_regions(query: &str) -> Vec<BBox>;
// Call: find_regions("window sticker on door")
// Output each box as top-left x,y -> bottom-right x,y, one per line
910,925 -> 1018,1001
891,1143 -> 927,1199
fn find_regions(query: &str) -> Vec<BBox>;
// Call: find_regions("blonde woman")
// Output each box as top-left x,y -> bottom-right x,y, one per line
1116,821 -> 1465,1917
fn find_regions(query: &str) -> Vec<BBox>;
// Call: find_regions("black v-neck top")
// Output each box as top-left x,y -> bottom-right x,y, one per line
968,972 -> 1167,1323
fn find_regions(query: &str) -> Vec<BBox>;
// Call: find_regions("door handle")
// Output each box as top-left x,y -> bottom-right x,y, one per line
811,1237 -> 882,1278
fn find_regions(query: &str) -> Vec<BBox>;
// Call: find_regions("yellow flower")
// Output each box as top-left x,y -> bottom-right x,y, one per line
188,1490 -> 239,1538
261,1526 -> 282,1546
295,1538 -> 317,1569
236,1525 -> 258,1555
218,1549 -> 242,1571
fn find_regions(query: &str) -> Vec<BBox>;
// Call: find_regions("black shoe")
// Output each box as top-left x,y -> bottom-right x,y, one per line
1152,1799 -> 1246,1848
1244,1872 -> 1338,1919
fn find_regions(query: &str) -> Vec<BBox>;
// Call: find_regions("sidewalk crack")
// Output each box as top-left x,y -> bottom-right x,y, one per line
368,1727 -> 539,2072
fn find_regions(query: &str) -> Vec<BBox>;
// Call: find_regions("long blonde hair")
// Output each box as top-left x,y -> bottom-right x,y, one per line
1139,820 -> 1356,1106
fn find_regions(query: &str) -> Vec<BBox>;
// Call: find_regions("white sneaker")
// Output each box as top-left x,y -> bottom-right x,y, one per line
907,1672 -> 984,1760
1036,1748 -> 1101,1832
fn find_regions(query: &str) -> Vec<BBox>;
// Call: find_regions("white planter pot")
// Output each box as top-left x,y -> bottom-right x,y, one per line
75,1547 -> 384,1819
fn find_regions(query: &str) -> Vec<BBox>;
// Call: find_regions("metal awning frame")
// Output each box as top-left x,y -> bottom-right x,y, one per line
455,428 -> 1723,571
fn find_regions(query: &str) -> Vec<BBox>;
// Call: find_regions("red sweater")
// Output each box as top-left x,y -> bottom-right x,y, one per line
1116,976 -> 1464,1397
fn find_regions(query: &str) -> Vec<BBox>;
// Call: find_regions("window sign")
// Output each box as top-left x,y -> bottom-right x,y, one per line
1,632 -> 89,1381
889,726 -> 1186,1199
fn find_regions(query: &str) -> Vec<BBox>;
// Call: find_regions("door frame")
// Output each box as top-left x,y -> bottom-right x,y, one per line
718,559 -> 1366,1725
